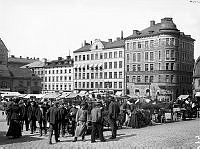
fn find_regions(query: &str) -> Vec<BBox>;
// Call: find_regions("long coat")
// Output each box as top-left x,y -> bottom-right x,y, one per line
46,106 -> 60,125
108,101 -> 120,120
27,105 -> 37,121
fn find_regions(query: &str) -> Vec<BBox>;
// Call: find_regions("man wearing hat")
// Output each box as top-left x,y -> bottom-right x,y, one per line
27,100 -> 37,134
91,102 -> 106,143
46,101 -> 60,144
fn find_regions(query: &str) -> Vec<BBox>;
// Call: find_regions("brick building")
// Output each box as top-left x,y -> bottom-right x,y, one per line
125,17 -> 195,101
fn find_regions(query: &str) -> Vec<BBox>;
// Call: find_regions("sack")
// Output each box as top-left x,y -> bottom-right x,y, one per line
75,121 -> 87,136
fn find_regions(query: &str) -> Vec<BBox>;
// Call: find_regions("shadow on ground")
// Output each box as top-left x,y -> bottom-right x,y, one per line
105,133 -> 137,142
0,131 -> 44,146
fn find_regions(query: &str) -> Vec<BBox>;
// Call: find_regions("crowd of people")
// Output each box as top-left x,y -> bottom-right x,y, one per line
4,97 -> 121,144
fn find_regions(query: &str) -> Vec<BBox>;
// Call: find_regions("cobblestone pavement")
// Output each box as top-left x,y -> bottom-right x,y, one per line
0,118 -> 200,149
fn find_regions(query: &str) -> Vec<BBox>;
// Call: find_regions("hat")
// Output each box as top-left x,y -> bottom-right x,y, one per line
13,97 -> 20,103
95,102 -> 101,107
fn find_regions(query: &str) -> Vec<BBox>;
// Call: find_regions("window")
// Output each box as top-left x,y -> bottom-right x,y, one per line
137,76 -> 141,82
159,63 -> 161,70
104,62 -> 107,69
83,55 -> 85,60
79,55 -> 81,61
78,73 -> 81,79
109,62 -> 112,69
119,61 -> 122,68
75,56 -> 77,61
166,63 -> 169,70
119,51 -> 123,58
145,41 -> 149,48
104,72 -> 107,79
127,65 -> 130,72
91,54 -> 94,60
126,76 -> 129,82
145,52 -> 148,61
49,70 -> 51,74
158,75 -> 161,82
171,63 -> 174,70
127,54 -> 129,61
100,53 -> 103,59
119,82 -> 122,88
171,50 -> 175,60
114,72 -> 117,78
87,82 -> 89,88
166,50 -> 170,60
137,53 -> 141,62
170,38 -> 175,46
78,82 -> 81,88
137,64 -> 141,71
82,82 -> 85,88
69,69 -> 71,73
145,64 -> 148,71
133,65 -> 136,71
100,72 -> 103,79
87,54 -> 90,60
150,76 -> 154,82
75,82 -> 77,89
114,82 -> 117,88
69,76 -> 71,81
150,64 -> 154,71
150,40 -> 154,48
158,51 -> 161,60
95,82 -> 98,88
95,45 -> 98,49
60,70 -> 62,74
171,75 -> 174,83
109,52 -> 112,58
95,53 -> 98,60
166,38 -> 170,46
132,76 -> 136,82
95,73 -> 98,79
91,73 -> 94,79
119,72 -> 122,78
49,77 -> 51,82
145,76 -> 148,83
126,43 -> 130,50
114,52 -> 117,58
138,42 -> 141,49
104,53 -> 107,59
56,76 -> 59,82
150,52 -> 154,61
109,72 -> 112,78
133,53 -> 136,62
166,75 -> 169,82
133,42 -> 136,49
83,73 -> 85,79
87,73 -> 89,79
114,62 -> 117,68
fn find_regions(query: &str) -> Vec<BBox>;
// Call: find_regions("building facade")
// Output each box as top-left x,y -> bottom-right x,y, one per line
193,56 -> 200,96
39,56 -> 74,93
73,36 -> 125,95
125,17 -> 195,101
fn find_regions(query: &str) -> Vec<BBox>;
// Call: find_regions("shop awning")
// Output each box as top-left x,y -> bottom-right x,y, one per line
1,92 -> 21,97
23,94 -> 45,99
65,92 -> 78,99
59,92 -> 71,98
43,92 -> 61,99
115,91 -> 122,96
94,64 -> 98,68
78,90 -> 88,97
89,64 -> 94,68
98,63 -> 103,68
178,95 -> 189,100
195,92 -> 200,97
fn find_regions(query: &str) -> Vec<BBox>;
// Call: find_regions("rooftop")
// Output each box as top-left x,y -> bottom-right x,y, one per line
8,56 -> 39,64
44,56 -> 74,68
21,61 -> 45,69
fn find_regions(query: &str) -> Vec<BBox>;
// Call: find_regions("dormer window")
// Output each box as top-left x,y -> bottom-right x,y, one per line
95,45 -> 98,49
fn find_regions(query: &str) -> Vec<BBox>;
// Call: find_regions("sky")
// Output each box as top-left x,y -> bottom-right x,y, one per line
0,0 -> 200,61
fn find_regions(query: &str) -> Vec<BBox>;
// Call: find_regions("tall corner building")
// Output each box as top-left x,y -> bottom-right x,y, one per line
125,17 -> 195,102
73,35 -> 125,95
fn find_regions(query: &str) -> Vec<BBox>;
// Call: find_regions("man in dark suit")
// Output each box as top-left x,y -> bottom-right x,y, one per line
108,97 -> 120,139
20,100 -> 30,131
27,100 -> 37,134
46,101 -> 60,144
36,102 -> 47,136
58,103 -> 67,137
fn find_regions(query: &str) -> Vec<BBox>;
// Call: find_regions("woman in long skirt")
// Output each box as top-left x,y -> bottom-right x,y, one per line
6,97 -> 22,139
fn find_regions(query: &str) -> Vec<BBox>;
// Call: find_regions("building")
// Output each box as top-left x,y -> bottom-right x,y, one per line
40,56 -> 74,93
8,55 -> 39,68
193,56 -> 200,97
125,17 -> 195,102
73,34 -> 125,95
0,38 -> 42,93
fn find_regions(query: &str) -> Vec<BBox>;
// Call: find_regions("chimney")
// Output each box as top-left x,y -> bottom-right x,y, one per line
133,30 -> 139,35
161,17 -> 172,23
116,37 -> 121,41
33,57 -> 35,60
58,57 -> 62,60
108,39 -> 112,42
27,57 -> 29,59
20,56 -> 22,59
150,20 -> 155,27
84,40 -> 86,46
91,41 -> 92,45
121,30 -> 123,39
11,55 -> 15,58
37,58 -> 39,60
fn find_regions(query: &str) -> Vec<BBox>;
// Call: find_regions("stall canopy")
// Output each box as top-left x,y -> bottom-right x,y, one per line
65,92 -> 78,99
43,92 -> 61,99
178,95 -> 189,100
23,94 -> 45,99
59,92 -> 71,99
78,90 -> 87,97
1,92 -> 21,97
195,92 -> 200,97
115,91 -> 122,96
